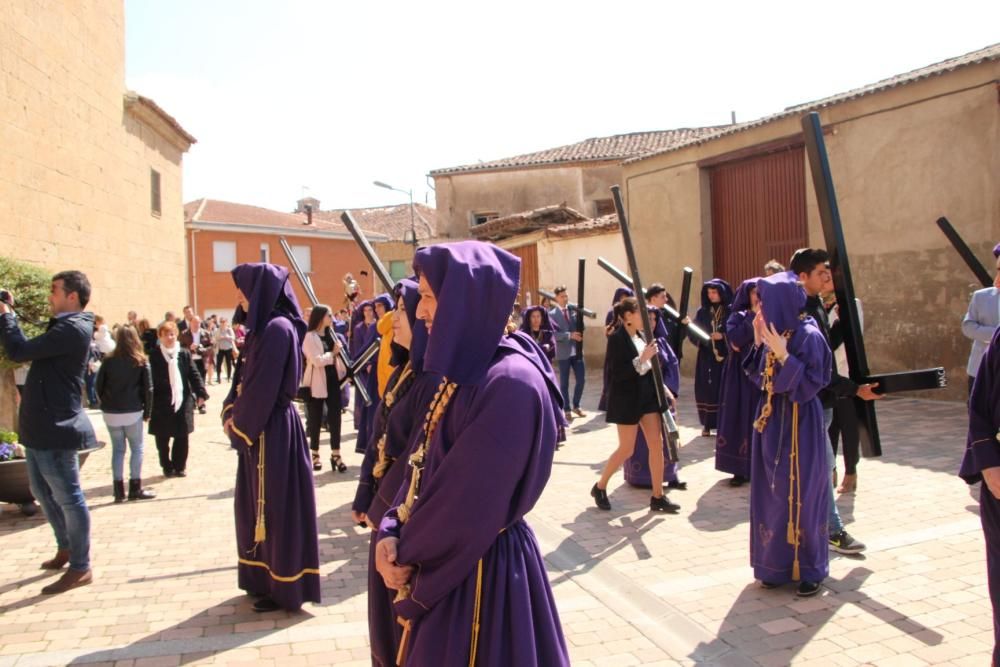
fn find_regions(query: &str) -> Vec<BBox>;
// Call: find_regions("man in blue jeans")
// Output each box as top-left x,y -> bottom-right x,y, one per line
0,271 -> 97,594
549,286 -> 586,423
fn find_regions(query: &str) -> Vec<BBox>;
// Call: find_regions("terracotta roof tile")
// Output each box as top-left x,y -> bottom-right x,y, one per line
626,42 -> 1000,165
313,203 -> 439,243
430,128 -> 722,176
470,205 -> 589,241
184,199 -> 387,239
545,214 -> 620,239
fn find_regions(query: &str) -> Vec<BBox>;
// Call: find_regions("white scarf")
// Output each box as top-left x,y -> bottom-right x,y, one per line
160,342 -> 184,413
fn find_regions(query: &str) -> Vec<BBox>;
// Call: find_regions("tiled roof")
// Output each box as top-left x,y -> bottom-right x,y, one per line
184,199 -> 387,240
124,92 -> 197,146
545,214 -> 620,240
627,42 -> 1000,165
430,128 -> 722,176
470,205 -> 589,241
313,203 -> 439,243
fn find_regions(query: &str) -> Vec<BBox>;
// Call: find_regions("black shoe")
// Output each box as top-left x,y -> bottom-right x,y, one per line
173,470 -> 187,478
331,454 -> 347,473
701,428 -> 711,437
797,581 -> 821,597
252,597 -> 281,613
666,480 -> 687,491
163,469 -> 175,478
198,407 -> 207,415
759,580 -> 780,589
128,479 -> 156,501
650,495 -> 680,513
113,480 -> 126,504
590,484 -> 611,510
729,475 -> 748,487
829,530 -> 866,554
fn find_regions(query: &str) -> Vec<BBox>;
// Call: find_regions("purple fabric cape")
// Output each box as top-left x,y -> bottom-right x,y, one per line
224,263 -> 319,610
351,316 -> 380,445
692,278 -> 734,429
716,278 -> 763,477
520,305 -> 556,361
745,272 -> 831,584
372,241 -> 568,666
962,327 -> 1000,663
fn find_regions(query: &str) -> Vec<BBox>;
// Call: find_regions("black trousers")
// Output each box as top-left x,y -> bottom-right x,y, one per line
155,433 -> 189,473
216,349 -> 234,381
829,398 -> 860,475
193,357 -> 206,384
305,389 -> 343,452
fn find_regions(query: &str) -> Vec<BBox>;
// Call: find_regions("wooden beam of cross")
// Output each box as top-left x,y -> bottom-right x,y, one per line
536,289 -> 597,318
801,112 -> 946,457
936,216 -> 993,288
278,236 -> 378,406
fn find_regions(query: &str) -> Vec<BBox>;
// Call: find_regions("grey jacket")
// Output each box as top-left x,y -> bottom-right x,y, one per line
549,305 -> 579,361
963,287 -> 1000,377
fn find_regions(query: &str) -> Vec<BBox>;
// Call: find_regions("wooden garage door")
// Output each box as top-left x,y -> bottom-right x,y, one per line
505,243 -> 539,308
710,147 -> 808,285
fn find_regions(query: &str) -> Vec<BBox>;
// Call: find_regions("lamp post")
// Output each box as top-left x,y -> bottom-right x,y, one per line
373,180 -> 417,247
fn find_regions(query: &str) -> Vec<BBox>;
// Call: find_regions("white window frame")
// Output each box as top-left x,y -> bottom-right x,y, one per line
260,243 -> 270,263
291,244 -> 312,274
212,241 -> 237,273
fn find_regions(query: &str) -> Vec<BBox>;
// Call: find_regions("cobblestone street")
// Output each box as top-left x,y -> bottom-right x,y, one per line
0,371 -> 992,666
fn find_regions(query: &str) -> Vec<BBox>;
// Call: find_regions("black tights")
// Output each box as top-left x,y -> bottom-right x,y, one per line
216,349 -> 234,381
828,399 -> 860,476
155,433 -> 189,473
305,390 -> 343,453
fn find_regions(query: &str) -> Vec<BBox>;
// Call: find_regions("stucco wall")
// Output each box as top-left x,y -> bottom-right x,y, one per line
434,162 -> 623,238
623,61 -> 1000,399
0,1 -> 189,324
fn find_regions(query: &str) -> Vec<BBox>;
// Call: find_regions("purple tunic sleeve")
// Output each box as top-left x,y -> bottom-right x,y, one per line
962,332 -> 1000,483
389,374 -> 553,622
743,344 -> 765,388
771,331 -> 831,405
726,311 -> 755,352
229,320 -> 294,447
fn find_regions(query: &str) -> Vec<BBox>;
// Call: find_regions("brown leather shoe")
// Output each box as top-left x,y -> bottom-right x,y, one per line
41,568 -> 92,594
41,549 -> 70,570
573,408 -> 586,418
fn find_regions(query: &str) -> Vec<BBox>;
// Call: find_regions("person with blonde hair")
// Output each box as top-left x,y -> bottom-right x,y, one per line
97,326 -> 155,502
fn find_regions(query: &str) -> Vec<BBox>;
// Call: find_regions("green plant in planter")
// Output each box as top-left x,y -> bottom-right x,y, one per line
0,255 -> 52,371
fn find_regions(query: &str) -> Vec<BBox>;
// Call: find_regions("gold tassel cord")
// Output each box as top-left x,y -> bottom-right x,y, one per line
790,403 -> 801,581
373,365 -> 414,481
468,558 -> 484,667
254,433 -> 266,543
396,618 -> 412,666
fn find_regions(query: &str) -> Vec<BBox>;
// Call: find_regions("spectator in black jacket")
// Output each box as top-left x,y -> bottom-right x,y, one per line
97,325 -> 155,503
789,248 -> 879,556
0,270 -> 97,595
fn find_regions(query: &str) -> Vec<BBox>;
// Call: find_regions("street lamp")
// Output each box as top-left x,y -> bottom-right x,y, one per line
373,180 -> 417,247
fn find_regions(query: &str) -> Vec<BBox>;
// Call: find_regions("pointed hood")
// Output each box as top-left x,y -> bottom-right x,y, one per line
611,287 -> 634,307
373,292 -> 395,315
413,241 -> 520,385
756,271 -> 807,334
230,263 -> 305,338
700,278 -> 734,309
731,278 -> 760,313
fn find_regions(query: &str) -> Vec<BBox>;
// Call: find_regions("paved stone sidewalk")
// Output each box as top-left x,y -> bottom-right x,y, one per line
0,371 -> 991,666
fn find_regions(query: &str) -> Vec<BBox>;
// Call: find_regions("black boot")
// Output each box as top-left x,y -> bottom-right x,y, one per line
128,479 -> 156,501
113,480 -> 126,504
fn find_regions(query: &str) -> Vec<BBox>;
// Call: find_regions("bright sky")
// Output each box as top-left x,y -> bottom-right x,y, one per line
125,0 -> 999,213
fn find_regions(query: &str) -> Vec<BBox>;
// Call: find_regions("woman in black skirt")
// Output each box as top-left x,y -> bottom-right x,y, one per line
591,297 -> 680,513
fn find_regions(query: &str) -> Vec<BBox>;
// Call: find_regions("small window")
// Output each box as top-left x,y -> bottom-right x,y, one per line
213,241 -> 237,272
260,243 -> 270,263
389,260 -> 407,282
471,211 -> 499,226
291,245 -> 312,273
593,199 -> 615,217
150,169 -> 162,216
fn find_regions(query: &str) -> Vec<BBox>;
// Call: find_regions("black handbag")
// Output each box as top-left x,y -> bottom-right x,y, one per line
295,364 -> 314,402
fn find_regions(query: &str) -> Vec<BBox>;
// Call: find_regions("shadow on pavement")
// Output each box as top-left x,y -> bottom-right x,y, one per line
315,500 -> 371,606
687,478 -> 751,533
687,567 -> 943,665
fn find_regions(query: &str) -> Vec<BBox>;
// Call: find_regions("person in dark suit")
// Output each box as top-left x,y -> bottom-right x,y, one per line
0,270 -> 97,594
179,316 -> 211,412
590,297 -> 679,514
149,320 -> 208,477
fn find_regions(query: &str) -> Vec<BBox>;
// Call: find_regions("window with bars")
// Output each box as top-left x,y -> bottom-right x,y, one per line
150,169 -> 161,216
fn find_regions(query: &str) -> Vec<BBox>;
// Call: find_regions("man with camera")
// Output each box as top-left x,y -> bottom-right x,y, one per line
0,271 -> 97,594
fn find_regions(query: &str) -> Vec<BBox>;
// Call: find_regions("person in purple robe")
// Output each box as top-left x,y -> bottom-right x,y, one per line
745,271 -> 831,597
715,278 -> 763,487
692,278 -> 734,436
222,263 -> 320,612
374,241 -> 569,667
352,300 -> 380,454
599,287 -> 634,412
962,326 -> 1000,664
519,305 -> 556,361
351,278 -> 443,667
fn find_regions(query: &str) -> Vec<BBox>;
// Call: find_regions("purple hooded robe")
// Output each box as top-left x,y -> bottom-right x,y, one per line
692,279 -> 734,429
223,263 -> 320,610
715,278 -> 763,478
745,272 -> 831,585
351,279 -> 443,667
961,326 -> 1000,663
377,241 -> 569,667
519,305 -> 556,361
352,300 -> 381,453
